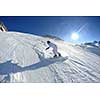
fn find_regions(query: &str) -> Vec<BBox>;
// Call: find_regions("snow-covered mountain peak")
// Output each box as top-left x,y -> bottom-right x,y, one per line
75,41 -> 100,56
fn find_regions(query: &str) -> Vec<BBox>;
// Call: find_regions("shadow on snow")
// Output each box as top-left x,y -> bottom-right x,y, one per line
0,56 -> 68,75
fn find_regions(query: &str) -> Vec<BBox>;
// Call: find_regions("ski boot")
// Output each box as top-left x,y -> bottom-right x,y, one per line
58,53 -> 61,57
53,55 -> 57,58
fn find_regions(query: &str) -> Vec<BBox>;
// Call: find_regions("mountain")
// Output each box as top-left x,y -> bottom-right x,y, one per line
42,34 -> 63,41
0,31 -> 100,83
75,41 -> 100,56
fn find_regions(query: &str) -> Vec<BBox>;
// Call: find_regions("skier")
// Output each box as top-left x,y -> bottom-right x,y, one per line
45,41 -> 61,58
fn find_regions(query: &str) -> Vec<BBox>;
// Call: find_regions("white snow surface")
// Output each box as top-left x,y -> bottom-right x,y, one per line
0,32 -> 100,83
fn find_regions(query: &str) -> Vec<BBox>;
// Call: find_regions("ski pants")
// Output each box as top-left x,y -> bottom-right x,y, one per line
52,48 -> 60,56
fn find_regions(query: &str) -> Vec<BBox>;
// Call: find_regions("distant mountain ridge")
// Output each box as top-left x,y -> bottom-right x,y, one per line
75,41 -> 100,56
42,34 -> 63,41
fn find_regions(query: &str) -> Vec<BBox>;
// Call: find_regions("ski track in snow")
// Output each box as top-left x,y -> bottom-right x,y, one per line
0,32 -> 100,83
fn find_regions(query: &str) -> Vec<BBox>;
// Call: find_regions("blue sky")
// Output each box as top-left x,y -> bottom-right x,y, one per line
0,16 -> 100,43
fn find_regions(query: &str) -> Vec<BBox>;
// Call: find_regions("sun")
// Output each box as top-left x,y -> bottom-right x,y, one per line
71,32 -> 79,40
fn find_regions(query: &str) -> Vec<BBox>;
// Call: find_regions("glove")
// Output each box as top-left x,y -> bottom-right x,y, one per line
45,47 -> 49,50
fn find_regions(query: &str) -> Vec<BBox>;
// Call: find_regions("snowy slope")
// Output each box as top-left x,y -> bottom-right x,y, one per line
0,32 -> 100,83
76,42 -> 100,56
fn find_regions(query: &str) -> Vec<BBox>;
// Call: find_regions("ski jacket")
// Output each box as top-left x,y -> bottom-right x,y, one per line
48,42 -> 57,50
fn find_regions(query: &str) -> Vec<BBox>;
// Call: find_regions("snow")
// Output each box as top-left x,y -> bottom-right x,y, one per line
78,42 -> 100,56
0,31 -> 100,83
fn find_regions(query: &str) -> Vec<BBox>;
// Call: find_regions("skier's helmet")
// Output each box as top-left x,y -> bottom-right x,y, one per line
47,41 -> 50,44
